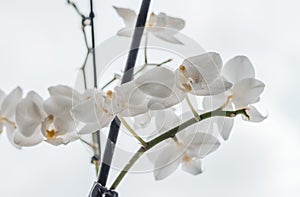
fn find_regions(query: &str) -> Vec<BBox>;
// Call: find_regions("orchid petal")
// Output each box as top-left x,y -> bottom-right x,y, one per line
5,123 -> 20,149
151,13 -> 185,31
151,30 -> 183,44
214,117 -> 234,140
223,56 -> 255,84
54,116 -> 76,135
244,106 -> 267,122
192,77 -> 232,96
183,52 -> 222,85
13,128 -> 43,147
154,109 -> 180,133
115,81 -> 149,116
16,91 -> 45,137
135,67 -> 175,98
0,89 -> 6,106
146,140 -> 170,163
45,132 -> 79,146
154,142 -> 181,180
117,28 -> 134,37
148,86 -> 185,110
78,123 -> 100,135
183,132 -> 220,158
1,87 -> 23,117
48,85 -> 82,102
72,99 -> 102,123
113,6 -> 136,28
181,157 -> 203,175
133,112 -> 152,129
203,94 -> 227,111
232,78 -> 265,108
43,96 -> 72,117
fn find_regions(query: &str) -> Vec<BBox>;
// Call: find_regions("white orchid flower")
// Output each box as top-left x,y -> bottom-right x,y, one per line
72,89 -> 114,135
218,56 -> 265,109
120,67 -> 185,113
113,6 -> 185,44
72,86 -> 137,135
150,122 -> 220,180
0,87 -> 23,148
42,85 -> 81,145
14,86 -> 81,147
147,109 -> 221,180
175,52 -> 232,97
203,56 -> 266,140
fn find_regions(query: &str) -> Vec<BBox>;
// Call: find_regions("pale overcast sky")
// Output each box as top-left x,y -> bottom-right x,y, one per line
0,0 -> 300,196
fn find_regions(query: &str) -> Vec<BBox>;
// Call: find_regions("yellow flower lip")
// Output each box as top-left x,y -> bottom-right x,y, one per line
46,129 -> 56,140
44,114 -> 58,140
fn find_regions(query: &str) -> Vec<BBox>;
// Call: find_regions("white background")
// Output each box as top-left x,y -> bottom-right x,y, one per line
0,0 -> 300,196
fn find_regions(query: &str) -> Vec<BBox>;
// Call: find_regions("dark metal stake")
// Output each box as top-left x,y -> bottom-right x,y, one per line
91,0 -> 152,196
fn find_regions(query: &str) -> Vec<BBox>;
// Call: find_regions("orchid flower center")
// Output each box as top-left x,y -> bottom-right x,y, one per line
44,115 -> 59,140
45,129 -> 56,140
106,90 -> 114,101
146,12 -> 155,27
179,65 -> 192,92
182,154 -> 191,163
174,140 -> 192,163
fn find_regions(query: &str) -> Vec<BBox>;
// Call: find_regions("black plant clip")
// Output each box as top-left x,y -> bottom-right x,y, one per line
89,182 -> 118,197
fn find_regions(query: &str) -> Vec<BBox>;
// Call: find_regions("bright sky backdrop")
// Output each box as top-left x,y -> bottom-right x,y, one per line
0,0 -> 300,196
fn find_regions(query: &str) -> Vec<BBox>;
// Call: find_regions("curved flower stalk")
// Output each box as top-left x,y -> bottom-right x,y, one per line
0,87 -> 23,148
113,6 -> 185,44
14,86 -> 81,147
110,108 -> 250,190
203,56 -> 266,140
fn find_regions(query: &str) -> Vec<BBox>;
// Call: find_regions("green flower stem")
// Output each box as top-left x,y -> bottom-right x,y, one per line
101,76 -> 117,90
152,58 -> 173,67
118,115 -> 147,148
185,95 -> 200,121
110,108 -> 249,190
134,58 -> 173,76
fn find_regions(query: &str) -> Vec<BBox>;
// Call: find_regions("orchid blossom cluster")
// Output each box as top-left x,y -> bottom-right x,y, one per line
0,52 -> 266,180
0,4 -> 267,193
